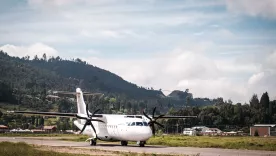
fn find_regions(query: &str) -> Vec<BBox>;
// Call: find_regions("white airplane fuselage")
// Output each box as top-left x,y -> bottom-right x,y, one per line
74,114 -> 153,142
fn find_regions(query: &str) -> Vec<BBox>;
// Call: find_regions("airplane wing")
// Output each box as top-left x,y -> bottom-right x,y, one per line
7,111 -> 77,117
7,111 -> 103,118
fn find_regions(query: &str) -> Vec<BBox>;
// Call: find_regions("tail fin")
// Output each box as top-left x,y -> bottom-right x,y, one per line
76,88 -> 86,114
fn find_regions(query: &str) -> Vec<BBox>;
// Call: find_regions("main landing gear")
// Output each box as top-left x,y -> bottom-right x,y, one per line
89,138 -> 97,146
121,141 -> 128,146
138,141 -> 145,147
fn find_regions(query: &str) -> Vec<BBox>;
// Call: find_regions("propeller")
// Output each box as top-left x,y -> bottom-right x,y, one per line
75,105 -> 104,138
143,107 -> 165,136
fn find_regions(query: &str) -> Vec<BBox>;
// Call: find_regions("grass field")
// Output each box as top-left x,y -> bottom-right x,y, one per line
147,135 -> 276,151
0,133 -> 76,137
0,142 -> 90,156
0,142 -> 192,156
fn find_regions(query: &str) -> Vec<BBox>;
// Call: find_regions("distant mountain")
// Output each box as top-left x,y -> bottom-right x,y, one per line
167,90 -> 213,107
0,51 -> 163,100
168,90 -> 191,100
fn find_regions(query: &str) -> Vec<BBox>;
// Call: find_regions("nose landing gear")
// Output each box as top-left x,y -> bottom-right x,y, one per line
121,141 -> 128,146
86,138 -> 97,146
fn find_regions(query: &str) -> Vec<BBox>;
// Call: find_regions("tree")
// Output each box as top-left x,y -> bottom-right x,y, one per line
250,94 -> 259,109
126,102 -> 132,113
42,53 -> 47,61
35,117 -> 38,127
109,97 -> 116,109
260,92 -> 270,123
39,117 -> 44,126
0,110 -> 2,118
33,55 -> 39,61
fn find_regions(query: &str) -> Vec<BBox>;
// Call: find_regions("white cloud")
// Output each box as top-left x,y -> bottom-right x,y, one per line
0,43 -> 58,58
81,44 -> 265,103
247,70 -> 276,99
248,72 -> 265,85
226,0 -> 276,19
265,51 -> 276,69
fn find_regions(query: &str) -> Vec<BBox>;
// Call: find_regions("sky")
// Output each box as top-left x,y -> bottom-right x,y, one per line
0,0 -> 276,103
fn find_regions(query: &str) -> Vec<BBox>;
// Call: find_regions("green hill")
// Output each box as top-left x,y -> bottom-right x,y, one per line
0,51 -> 214,113
0,51 -> 163,99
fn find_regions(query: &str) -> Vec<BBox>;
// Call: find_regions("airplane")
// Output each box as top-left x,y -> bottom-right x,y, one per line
8,88 -> 197,147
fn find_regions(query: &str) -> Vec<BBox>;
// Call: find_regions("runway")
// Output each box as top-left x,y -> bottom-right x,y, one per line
0,137 -> 276,156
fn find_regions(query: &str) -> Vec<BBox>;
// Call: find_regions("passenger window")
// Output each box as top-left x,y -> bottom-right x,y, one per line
143,122 -> 148,126
130,122 -> 135,126
136,122 -> 143,126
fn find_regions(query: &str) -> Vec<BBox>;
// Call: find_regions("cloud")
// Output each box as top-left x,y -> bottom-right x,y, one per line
0,43 -> 58,58
226,0 -> 276,19
265,51 -> 276,69
81,44 -> 264,103
247,70 -> 276,99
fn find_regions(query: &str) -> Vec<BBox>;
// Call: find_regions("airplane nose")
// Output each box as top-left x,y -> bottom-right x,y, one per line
140,127 -> 152,138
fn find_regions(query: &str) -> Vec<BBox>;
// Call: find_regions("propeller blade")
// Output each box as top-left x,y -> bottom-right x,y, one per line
155,114 -> 165,120
152,124 -> 156,136
76,114 -> 88,120
143,111 -> 152,121
92,109 -> 101,116
86,104 -> 89,117
91,119 -> 105,123
90,123 -> 97,137
154,121 -> 164,128
152,107 -> 156,118
79,123 -> 87,134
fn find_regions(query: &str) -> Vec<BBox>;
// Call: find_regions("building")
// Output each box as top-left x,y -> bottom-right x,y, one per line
191,126 -> 209,133
203,128 -> 222,136
43,126 -> 57,133
250,124 -> 276,136
10,128 -> 32,133
183,128 -> 196,136
0,125 -> 9,133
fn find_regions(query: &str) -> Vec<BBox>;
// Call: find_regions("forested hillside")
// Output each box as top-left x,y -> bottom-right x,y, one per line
0,51 -> 212,111
0,51 -> 163,99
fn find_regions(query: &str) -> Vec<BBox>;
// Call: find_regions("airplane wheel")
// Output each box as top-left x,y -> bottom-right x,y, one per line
121,141 -> 128,146
90,139 -> 97,146
139,141 -> 145,147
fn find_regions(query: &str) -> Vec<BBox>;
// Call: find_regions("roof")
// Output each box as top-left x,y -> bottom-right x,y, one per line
0,125 -> 8,129
43,126 -> 56,130
208,128 -> 221,131
253,124 -> 276,127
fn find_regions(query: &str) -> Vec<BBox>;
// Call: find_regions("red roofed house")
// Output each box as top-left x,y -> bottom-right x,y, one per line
250,124 -> 276,137
0,125 -> 9,133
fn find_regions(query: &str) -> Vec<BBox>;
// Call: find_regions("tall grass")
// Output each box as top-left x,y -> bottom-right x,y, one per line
0,133 -> 79,137
0,142 -> 192,156
147,135 -> 276,151
0,142 -> 89,156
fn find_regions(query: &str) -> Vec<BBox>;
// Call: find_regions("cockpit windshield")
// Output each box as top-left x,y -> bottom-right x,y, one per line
127,122 -> 149,126
136,122 -> 143,126
143,122 -> 148,126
